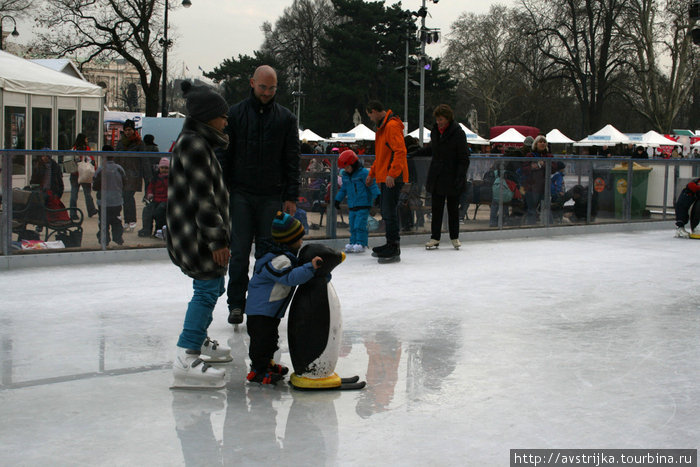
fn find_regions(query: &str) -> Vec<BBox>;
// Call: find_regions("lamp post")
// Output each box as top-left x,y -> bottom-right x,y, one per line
292,63 -> 305,129
413,0 -> 439,146
0,15 -> 20,51
159,0 -> 173,117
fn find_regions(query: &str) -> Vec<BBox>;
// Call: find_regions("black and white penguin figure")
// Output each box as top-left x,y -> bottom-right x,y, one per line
690,200 -> 700,239
287,244 -> 365,390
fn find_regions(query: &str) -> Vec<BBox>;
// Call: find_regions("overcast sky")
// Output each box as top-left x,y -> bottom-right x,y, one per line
11,1 -> 517,80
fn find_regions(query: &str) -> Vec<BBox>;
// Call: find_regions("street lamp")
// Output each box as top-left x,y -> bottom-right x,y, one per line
159,0 -> 190,118
0,15 -> 20,51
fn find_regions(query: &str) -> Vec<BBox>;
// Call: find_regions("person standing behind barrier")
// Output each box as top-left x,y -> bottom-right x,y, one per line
409,104 -> 469,250
92,146 -> 125,246
520,135 -> 554,225
115,119 -> 146,232
69,133 -> 98,219
220,65 -> 300,326
365,100 -> 408,264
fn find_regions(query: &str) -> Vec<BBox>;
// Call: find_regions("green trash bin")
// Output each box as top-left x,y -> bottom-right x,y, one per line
610,163 -> 653,219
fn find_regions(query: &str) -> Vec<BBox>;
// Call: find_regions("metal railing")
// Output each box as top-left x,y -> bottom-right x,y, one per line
2,149 -> 697,257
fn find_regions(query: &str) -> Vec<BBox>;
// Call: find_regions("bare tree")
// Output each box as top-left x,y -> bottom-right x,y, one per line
260,0 -> 336,71
520,0 -> 631,134
0,0 -> 32,15
443,6 -> 523,130
617,0 -> 698,132
34,0 -> 169,116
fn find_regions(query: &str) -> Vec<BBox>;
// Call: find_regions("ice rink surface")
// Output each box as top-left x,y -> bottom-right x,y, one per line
1,229 -> 698,465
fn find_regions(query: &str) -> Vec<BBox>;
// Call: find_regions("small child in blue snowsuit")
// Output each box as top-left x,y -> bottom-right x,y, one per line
245,211 -> 322,384
334,150 -> 380,253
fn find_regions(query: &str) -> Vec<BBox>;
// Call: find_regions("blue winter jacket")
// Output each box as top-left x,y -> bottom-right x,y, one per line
245,248 -> 315,319
335,166 -> 380,210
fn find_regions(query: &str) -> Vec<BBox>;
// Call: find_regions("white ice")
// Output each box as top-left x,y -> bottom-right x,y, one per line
0,227 -> 698,465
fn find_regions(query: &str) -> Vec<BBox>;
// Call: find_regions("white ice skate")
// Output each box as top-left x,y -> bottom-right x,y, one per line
344,243 -> 354,253
425,238 -> 440,250
675,226 -> 690,238
451,239 -> 461,249
352,244 -> 366,253
171,348 -> 226,390
200,337 -> 232,363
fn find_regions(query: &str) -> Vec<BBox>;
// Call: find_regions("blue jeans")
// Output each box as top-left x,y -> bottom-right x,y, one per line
69,173 -> 97,216
227,191 -> 281,310
177,277 -> 225,351
349,208 -> 370,246
380,182 -> 403,244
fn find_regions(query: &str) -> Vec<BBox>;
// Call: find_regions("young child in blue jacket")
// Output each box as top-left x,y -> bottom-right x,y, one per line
244,211 -> 322,384
334,150 -> 380,253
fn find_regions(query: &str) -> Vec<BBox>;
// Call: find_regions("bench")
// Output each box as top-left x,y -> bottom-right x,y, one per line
12,189 -> 84,247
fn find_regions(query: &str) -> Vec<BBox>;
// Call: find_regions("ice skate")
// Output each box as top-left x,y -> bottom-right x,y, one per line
268,360 -> 289,375
344,243 -> 354,253
371,243 -> 390,257
171,348 -> 226,390
227,307 -> 244,326
425,238 -> 440,250
352,244 -> 366,253
247,368 -> 284,385
376,243 -> 400,264
675,226 -> 690,238
451,239 -> 461,249
199,337 -> 232,363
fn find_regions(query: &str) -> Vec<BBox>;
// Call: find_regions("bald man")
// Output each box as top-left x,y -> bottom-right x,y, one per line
220,65 -> 300,325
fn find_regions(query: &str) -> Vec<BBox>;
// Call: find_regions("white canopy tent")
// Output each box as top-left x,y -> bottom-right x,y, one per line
459,123 -> 489,145
692,140 -> 700,148
408,127 -> 431,143
299,128 -> 325,142
0,50 -> 105,185
546,129 -> 576,144
574,124 -> 630,146
489,127 -> 526,143
639,130 -> 682,147
329,123 -> 375,142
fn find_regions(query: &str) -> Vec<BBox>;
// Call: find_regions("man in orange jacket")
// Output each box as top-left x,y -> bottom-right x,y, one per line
365,100 -> 409,263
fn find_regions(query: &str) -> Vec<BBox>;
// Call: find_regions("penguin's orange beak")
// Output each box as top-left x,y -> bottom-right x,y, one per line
340,251 -> 346,262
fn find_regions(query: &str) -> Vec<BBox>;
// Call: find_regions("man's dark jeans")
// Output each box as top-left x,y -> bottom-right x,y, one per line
227,191 -> 281,311
380,181 -> 403,245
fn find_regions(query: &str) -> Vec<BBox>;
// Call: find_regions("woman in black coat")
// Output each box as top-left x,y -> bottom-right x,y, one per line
412,104 -> 470,249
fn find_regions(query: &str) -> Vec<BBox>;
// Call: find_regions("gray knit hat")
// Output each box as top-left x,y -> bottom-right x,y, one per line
180,81 -> 228,123
523,135 -> 535,149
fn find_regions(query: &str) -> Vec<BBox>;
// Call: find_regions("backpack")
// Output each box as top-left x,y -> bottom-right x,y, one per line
492,170 -> 517,203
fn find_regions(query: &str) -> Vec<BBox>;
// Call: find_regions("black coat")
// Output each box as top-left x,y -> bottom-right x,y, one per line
414,121 -> 469,196
222,90 -> 300,201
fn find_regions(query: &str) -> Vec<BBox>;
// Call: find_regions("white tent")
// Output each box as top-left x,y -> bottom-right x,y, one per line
574,124 -> 630,146
330,123 -> 375,142
639,130 -> 682,147
408,127 -> 431,143
459,123 -> 489,145
691,140 -> 700,148
1,50 -> 102,97
489,127 -> 526,143
1,50 -> 104,184
299,128 -> 325,142
546,129 -> 576,144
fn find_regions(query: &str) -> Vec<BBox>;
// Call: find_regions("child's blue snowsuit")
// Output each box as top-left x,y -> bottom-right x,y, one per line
335,166 -> 380,247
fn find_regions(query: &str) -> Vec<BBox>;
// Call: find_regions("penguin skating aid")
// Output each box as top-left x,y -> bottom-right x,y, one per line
287,244 -> 366,390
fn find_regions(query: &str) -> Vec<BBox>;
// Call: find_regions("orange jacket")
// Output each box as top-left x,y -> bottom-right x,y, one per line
369,110 -> 408,183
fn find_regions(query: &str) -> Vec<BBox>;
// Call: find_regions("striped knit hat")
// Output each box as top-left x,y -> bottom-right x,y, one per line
271,211 -> 305,245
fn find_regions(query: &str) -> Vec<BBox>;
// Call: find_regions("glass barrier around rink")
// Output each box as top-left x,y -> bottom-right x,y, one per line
1,150 -> 697,256
1,149 -> 170,255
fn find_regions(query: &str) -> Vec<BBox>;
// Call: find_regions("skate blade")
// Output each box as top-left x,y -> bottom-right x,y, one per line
199,354 -> 233,364
170,381 -> 226,390
425,246 -> 438,250
377,256 -> 401,264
